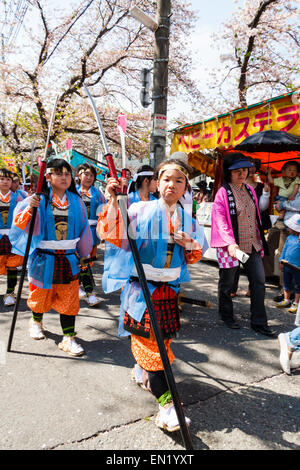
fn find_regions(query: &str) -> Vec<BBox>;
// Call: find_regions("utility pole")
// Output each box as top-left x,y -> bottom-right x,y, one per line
1,32 -> 6,159
149,0 -> 171,167
129,1 -> 171,168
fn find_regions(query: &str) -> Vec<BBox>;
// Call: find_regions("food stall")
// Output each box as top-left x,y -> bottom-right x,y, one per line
170,90 -> 300,264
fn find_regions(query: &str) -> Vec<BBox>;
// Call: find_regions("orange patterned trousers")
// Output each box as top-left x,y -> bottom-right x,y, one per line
0,254 -> 23,275
28,279 -> 79,316
130,327 -> 174,371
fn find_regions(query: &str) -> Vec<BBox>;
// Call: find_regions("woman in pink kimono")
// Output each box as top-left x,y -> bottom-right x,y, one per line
211,153 -> 275,337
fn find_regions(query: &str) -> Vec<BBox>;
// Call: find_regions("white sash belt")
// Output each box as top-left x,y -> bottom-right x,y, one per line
0,229 -> 9,235
132,264 -> 181,282
38,238 -> 80,250
88,219 -> 98,226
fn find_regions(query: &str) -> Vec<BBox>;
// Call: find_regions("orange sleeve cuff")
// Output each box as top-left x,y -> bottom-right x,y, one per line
184,240 -> 203,264
97,200 -> 124,248
14,206 -> 32,230
185,249 -> 202,264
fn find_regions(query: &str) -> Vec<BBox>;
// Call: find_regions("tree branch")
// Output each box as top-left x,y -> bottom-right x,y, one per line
35,0 -> 51,67
238,0 -> 279,106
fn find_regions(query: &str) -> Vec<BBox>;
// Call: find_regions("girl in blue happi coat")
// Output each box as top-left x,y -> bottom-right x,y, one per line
98,158 -> 208,432
0,168 -> 26,306
127,164 -> 157,205
76,163 -> 106,306
10,159 -> 93,356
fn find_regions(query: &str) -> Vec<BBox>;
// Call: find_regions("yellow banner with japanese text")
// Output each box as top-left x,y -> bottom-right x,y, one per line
170,93 -> 300,154
1,155 -> 17,172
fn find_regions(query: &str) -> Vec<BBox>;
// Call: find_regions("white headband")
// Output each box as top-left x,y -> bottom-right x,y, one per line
132,171 -> 154,182
158,163 -> 189,180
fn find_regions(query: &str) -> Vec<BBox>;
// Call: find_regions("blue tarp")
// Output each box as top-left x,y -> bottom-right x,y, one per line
57,149 -> 121,182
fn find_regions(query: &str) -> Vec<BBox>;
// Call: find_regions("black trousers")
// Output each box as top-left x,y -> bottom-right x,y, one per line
147,370 -> 169,400
218,249 -> 268,326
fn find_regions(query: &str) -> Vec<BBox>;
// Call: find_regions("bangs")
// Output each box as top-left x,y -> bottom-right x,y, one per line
0,168 -> 13,180
47,158 -> 72,173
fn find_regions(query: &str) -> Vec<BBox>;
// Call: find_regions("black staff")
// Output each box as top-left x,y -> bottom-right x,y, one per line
84,83 -> 193,449
7,96 -> 59,352
179,294 -> 212,308
106,154 -> 194,450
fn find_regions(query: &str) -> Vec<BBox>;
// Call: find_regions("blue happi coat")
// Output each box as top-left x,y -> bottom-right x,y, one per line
9,189 -> 93,289
0,191 -> 25,240
127,190 -> 157,206
76,184 -> 106,246
99,198 -> 208,336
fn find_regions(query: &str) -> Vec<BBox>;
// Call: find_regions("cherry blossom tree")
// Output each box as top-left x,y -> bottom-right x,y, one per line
0,0 -> 198,165
207,0 -> 299,112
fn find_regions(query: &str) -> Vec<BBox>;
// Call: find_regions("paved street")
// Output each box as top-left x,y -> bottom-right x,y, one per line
0,252 -> 299,451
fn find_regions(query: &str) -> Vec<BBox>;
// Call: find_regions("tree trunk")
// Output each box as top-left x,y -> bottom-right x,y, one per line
238,0 -> 279,107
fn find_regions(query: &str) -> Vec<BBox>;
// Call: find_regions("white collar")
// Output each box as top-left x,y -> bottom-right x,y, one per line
0,190 -> 11,200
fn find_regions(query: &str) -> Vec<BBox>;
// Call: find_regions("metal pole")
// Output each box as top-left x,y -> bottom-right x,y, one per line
83,84 -> 109,155
7,202 -> 40,352
149,0 -> 171,168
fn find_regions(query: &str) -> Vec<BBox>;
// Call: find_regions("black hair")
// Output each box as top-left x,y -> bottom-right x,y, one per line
76,163 -> 97,184
0,168 -> 14,181
123,168 -> 131,176
222,153 -> 251,183
42,158 -> 79,202
128,164 -> 155,193
281,160 -> 300,173
196,180 -> 207,190
249,158 -> 261,172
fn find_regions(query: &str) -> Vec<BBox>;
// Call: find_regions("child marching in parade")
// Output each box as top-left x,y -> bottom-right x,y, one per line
127,164 -> 157,204
11,172 -> 28,198
0,168 -> 25,306
97,158 -> 207,432
9,159 -> 93,356
76,163 -> 106,306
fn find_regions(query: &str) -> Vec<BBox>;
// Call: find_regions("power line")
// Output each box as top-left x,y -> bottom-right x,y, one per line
9,1 -> 29,46
43,0 -> 96,65
0,0 -> 29,48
